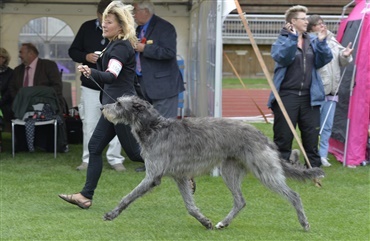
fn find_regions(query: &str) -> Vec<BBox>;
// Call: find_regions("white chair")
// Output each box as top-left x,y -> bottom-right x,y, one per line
12,104 -> 58,158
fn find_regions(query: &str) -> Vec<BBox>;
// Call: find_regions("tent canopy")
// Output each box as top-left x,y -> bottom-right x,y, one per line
329,0 -> 370,166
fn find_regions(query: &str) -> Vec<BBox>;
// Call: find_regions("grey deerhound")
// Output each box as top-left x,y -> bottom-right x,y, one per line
101,95 -> 324,231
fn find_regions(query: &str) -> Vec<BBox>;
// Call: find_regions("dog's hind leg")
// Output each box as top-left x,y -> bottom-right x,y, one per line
174,177 -> 213,229
266,180 -> 309,230
103,174 -> 162,221
286,188 -> 309,231
216,159 -> 246,229
257,168 -> 310,231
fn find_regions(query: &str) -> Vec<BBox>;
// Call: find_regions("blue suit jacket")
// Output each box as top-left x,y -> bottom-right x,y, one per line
137,15 -> 185,100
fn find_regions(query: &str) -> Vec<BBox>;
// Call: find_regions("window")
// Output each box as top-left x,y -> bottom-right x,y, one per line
19,17 -> 76,107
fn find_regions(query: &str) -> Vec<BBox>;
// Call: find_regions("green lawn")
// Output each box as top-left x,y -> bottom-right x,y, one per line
0,124 -> 369,240
222,77 -> 270,89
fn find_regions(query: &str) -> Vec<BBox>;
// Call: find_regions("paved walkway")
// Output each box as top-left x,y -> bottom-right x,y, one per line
222,89 -> 271,118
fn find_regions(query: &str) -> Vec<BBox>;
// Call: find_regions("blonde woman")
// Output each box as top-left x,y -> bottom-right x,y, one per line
69,0 -> 126,172
59,1 -> 143,209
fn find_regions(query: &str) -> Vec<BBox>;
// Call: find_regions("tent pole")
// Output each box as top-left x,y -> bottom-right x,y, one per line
343,65 -> 357,166
320,64 -> 348,135
341,1 -> 355,19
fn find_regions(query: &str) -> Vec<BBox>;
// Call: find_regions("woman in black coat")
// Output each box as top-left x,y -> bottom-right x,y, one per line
59,1 -> 143,208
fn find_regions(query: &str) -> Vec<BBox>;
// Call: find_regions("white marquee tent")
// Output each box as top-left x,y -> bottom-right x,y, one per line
0,0 -> 237,117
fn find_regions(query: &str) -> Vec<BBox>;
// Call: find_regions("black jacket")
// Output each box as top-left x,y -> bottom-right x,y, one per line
91,39 -> 136,105
12,86 -> 60,119
68,19 -> 108,90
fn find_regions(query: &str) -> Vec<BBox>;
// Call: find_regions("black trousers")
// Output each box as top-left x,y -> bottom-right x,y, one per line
272,93 -> 322,167
80,114 -> 143,199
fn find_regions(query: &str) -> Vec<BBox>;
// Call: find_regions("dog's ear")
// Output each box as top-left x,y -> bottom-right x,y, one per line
132,99 -> 150,112
133,102 -> 145,111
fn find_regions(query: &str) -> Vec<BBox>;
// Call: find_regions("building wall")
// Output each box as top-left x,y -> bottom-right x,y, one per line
223,44 -> 274,78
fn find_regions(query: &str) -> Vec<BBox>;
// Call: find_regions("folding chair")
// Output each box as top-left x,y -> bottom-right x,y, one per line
11,108 -> 58,158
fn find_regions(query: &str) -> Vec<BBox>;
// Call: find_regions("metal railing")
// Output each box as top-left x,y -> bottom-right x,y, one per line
223,14 -> 345,44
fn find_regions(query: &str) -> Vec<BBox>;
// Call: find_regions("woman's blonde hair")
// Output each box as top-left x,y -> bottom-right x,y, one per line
0,47 -> 11,66
285,5 -> 308,23
103,1 -> 137,46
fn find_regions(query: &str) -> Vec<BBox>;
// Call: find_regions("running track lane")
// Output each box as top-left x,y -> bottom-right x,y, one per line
222,89 -> 271,117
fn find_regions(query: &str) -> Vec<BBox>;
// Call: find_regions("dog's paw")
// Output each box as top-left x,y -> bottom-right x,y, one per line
103,211 -> 118,221
215,221 -> 228,229
200,220 -> 213,230
205,222 -> 213,230
303,223 -> 310,231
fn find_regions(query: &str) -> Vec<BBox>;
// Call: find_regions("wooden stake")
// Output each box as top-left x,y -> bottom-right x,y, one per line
223,51 -> 269,123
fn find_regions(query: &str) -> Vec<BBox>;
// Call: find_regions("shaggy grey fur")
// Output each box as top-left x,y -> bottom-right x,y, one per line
101,95 -> 325,231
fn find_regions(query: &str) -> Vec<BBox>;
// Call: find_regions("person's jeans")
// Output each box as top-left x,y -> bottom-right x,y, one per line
81,115 -> 143,199
319,100 -> 337,158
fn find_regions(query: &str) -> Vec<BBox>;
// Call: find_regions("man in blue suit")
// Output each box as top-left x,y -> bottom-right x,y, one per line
133,0 -> 185,119
132,0 -> 185,172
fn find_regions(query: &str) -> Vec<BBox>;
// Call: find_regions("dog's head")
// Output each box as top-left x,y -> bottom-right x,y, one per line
102,95 -> 158,125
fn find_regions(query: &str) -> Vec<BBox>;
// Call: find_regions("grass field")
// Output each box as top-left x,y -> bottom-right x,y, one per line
1,123 -> 369,241
222,77 -> 270,89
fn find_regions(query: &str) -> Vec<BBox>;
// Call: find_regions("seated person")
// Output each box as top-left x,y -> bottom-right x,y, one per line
9,42 -> 68,152
9,43 -> 65,114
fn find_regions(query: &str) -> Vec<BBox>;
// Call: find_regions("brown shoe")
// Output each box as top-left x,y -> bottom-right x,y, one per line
58,193 -> 92,209
111,163 -> 126,172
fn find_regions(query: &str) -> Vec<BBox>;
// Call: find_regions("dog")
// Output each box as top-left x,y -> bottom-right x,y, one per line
101,95 -> 324,231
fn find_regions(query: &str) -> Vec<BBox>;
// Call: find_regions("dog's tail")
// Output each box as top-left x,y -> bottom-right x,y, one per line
280,160 -> 325,182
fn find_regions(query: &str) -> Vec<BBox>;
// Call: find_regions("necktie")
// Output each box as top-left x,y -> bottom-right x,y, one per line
136,28 -> 145,74
24,66 -> 30,87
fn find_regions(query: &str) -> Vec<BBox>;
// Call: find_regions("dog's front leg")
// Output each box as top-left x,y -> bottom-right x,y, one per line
175,177 -> 213,229
103,174 -> 162,221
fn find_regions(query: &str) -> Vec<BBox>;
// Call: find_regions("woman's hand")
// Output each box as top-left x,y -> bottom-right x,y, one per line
343,42 -> 354,57
134,42 -> 145,53
85,52 -> 99,64
78,65 -> 91,78
317,25 -> 328,41
285,22 -> 297,35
